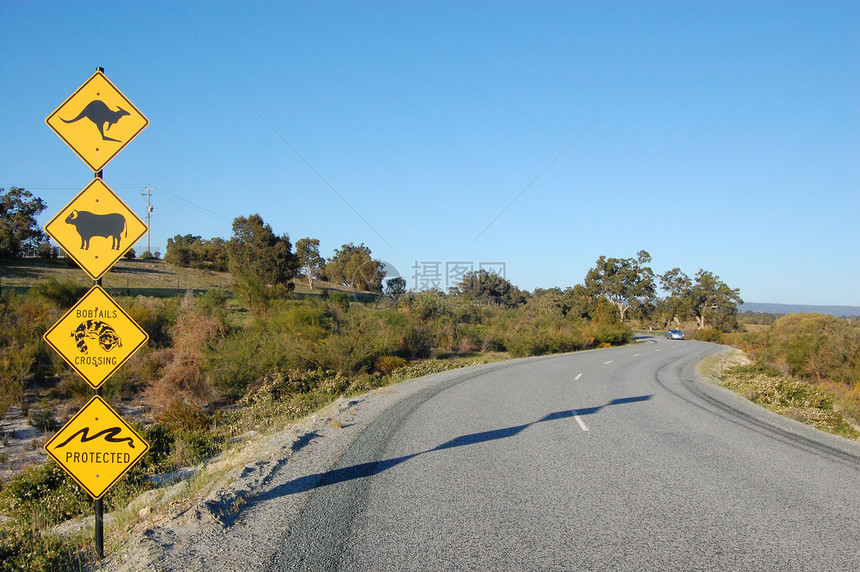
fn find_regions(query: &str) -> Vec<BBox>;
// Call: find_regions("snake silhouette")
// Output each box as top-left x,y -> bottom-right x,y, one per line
53,426 -> 136,449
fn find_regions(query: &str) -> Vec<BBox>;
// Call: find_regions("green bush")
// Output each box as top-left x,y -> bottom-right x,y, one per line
396,326 -> 432,358
0,527 -> 83,572
27,399 -> 59,433
722,363 -> 860,439
696,328 -> 723,343
28,279 -> 87,310
374,355 -> 408,375
159,400 -> 211,433
207,330 -> 280,399
195,289 -> 232,324
388,358 -> 478,382
765,314 -> 860,387
504,321 -> 631,358
0,462 -> 91,528
730,361 -> 784,378
124,296 -> 179,348
180,431 -> 224,464
138,423 -> 174,474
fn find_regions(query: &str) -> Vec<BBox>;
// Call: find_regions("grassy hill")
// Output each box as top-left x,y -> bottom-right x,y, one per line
0,257 -> 232,293
0,257 -> 374,299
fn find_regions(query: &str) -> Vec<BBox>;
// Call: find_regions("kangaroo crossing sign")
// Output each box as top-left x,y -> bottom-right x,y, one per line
45,179 -> 148,280
45,69 -> 151,555
46,70 -> 148,172
45,395 -> 148,499
44,285 -> 149,390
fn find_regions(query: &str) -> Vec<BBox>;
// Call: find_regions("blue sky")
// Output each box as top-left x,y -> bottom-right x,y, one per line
1,1 -> 858,306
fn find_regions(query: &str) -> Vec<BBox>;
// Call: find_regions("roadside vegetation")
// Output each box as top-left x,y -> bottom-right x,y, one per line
716,313 -> 860,439
2,186 -> 856,569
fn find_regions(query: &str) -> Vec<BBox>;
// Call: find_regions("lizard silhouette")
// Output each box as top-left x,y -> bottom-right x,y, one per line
61,100 -> 130,142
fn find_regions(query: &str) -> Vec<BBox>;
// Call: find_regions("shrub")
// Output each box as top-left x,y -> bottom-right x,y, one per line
0,527 -> 83,572
765,313 -> 860,387
159,400 -> 211,434
0,462 -> 90,528
36,242 -> 57,259
27,399 -> 58,433
0,342 -> 37,417
125,296 -> 179,348
374,355 -> 408,375
138,423 -> 174,474
195,289 -> 232,324
721,362 -> 860,439
28,279 -> 87,310
174,431 -> 224,466
696,328 -> 723,343
396,326 -> 432,359
234,369 -> 350,431
206,331 -> 280,400
388,358 -> 478,382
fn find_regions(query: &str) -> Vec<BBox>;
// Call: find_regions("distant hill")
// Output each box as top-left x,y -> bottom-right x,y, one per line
740,302 -> 860,317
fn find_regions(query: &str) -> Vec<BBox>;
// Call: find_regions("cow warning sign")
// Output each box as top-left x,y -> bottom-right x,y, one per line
45,395 -> 148,499
44,285 -> 148,390
45,179 -> 147,280
46,70 -> 149,172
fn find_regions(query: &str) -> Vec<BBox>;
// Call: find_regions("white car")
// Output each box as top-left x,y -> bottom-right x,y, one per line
667,329 -> 685,340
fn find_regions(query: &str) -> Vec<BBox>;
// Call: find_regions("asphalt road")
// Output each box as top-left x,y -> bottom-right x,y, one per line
266,338 -> 860,571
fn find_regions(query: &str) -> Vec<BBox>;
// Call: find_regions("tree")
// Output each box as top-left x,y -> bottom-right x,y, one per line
165,234 -> 199,267
295,237 -> 324,289
384,276 -> 407,300
325,243 -> 385,291
0,187 -> 47,259
689,269 -> 743,331
658,267 -> 693,327
166,234 -> 228,271
450,269 -> 526,308
583,250 -> 655,322
227,214 -> 297,287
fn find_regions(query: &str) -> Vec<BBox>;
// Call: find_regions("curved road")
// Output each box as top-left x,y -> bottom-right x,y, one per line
267,338 -> 860,571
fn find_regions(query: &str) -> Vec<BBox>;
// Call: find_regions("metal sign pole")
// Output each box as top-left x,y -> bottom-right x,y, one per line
94,169 -> 105,558
44,64 -> 150,563
93,67 -> 105,560
93,394 -> 104,557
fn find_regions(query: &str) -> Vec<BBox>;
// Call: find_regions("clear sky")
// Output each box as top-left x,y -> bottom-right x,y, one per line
1,1 -> 857,306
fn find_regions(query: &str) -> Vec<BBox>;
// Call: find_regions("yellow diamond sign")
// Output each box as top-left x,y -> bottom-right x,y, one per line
45,179 -> 148,281
46,70 -> 148,172
45,395 -> 149,499
44,286 -> 148,390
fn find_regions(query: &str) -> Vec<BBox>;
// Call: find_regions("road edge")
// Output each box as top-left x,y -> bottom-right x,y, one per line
687,343 -> 860,466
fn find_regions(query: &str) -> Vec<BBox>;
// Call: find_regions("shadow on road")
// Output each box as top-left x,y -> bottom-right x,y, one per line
260,394 -> 653,500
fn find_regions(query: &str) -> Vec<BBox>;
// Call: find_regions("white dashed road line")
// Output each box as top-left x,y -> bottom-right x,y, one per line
571,410 -> 589,431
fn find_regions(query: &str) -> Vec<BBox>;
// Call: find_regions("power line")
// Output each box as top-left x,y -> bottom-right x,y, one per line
150,185 -> 231,222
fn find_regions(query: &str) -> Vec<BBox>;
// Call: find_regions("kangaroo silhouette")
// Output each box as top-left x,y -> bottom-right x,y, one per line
62,100 -> 130,142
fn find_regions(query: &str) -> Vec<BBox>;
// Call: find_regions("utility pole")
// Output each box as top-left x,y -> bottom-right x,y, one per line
141,185 -> 153,254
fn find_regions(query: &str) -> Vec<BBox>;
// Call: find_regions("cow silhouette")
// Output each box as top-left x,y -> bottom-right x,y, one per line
65,210 -> 127,250
61,100 -> 130,142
